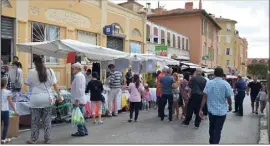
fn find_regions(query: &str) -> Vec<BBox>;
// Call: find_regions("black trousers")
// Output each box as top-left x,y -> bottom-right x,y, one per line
235,91 -> 245,115
129,102 -> 140,120
209,113 -> 226,144
158,96 -> 167,116
183,94 -> 203,127
159,94 -> 173,121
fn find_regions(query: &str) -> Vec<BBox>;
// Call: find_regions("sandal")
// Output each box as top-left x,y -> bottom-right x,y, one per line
26,140 -> 37,144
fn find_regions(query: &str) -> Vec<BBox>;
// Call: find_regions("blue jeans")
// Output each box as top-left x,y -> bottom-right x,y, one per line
1,111 -> 9,140
159,94 -> 173,121
74,105 -> 88,134
208,112 -> 226,144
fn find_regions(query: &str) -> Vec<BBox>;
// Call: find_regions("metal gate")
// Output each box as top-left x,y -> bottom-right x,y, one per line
107,36 -> 124,51
1,16 -> 14,39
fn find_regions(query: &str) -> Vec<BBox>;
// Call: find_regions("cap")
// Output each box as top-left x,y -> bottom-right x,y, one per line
72,62 -> 82,69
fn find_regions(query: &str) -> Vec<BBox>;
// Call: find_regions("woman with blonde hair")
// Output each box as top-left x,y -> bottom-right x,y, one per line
172,73 -> 181,119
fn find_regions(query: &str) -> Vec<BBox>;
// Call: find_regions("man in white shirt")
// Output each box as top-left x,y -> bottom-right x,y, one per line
70,62 -> 88,137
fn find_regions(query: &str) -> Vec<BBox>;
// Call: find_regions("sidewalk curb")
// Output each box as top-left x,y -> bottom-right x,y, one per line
258,103 -> 269,144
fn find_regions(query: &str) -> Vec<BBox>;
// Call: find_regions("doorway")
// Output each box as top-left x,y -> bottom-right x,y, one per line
1,39 -> 13,64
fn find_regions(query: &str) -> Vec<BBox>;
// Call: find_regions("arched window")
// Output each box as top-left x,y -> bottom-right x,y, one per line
112,23 -> 124,33
132,28 -> 141,37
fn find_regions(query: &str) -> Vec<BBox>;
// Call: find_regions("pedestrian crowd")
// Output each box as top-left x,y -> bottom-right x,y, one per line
1,55 -> 268,144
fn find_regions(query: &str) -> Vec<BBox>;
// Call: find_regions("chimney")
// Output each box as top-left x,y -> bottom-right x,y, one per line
128,0 -> 135,2
199,0 -> 202,9
185,2 -> 193,11
155,7 -> 163,14
147,3 -> 151,13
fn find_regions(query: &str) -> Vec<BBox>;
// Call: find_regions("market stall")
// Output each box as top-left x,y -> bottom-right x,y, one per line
16,39 -> 179,123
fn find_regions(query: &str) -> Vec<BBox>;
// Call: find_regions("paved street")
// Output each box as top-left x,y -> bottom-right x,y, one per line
11,97 -> 259,144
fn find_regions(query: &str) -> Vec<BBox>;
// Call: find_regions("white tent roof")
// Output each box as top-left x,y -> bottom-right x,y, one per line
16,39 -> 130,61
201,68 -> 214,73
128,54 -> 179,65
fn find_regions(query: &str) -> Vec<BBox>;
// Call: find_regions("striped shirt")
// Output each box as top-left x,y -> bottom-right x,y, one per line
109,71 -> 122,88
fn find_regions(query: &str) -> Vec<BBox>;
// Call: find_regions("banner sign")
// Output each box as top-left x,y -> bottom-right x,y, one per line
155,45 -> 168,56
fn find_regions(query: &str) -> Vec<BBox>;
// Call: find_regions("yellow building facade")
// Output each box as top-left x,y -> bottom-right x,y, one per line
216,17 -> 238,73
2,0 -> 146,90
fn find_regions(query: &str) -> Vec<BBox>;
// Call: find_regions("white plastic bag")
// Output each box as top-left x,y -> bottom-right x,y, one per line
71,107 -> 85,127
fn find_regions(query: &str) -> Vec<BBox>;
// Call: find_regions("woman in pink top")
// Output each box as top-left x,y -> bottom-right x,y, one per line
128,74 -> 144,122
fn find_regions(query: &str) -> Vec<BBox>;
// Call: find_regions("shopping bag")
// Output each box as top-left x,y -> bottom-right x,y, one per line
84,102 -> 91,118
121,94 -> 128,108
71,107 -> 85,127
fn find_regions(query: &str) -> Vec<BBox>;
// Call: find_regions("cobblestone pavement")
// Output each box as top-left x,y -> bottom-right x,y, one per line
11,96 -> 259,144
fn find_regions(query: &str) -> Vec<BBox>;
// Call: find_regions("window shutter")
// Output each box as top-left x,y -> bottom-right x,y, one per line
230,49 -> 233,55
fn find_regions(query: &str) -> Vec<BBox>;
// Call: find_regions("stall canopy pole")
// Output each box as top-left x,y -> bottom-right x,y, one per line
30,46 -> 33,69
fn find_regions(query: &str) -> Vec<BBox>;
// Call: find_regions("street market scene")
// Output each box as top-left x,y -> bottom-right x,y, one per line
1,0 -> 269,144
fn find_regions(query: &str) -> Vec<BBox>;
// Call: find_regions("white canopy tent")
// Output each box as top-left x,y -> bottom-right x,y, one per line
16,39 -> 130,61
128,54 -> 179,66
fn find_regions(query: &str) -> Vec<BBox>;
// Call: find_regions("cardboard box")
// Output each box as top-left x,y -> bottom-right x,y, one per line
1,116 -> 20,138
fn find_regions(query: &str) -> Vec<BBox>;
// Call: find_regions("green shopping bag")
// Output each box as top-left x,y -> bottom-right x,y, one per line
71,107 -> 85,126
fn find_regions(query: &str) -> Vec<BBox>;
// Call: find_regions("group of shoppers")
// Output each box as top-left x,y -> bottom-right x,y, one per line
156,66 -> 233,144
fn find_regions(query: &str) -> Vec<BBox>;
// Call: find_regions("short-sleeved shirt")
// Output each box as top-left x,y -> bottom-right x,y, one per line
156,72 -> 165,97
203,77 -> 233,116
1,89 -> 12,111
189,75 -> 207,95
248,82 -> 262,97
85,80 -> 104,101
109,71 -> 122,89
128,83 -> 144,102
25,68 -> 57,108
160,75 -> 174,95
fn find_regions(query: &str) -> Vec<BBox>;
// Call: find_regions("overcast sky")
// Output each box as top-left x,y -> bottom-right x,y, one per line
112,0 -> 269,59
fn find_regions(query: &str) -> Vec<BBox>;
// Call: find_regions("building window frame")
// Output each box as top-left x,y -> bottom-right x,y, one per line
226,23 -> 231,32
226,35 -> 231,43
31,22 -> 60,64
226,60 -> 230,66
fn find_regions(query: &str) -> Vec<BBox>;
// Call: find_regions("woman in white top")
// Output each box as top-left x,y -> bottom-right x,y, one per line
25,55 -> 62,144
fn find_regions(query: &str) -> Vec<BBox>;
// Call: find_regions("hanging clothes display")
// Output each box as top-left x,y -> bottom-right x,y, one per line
146,59 -> 157,73
132,61 -> 141,74
115,58 -> 129,72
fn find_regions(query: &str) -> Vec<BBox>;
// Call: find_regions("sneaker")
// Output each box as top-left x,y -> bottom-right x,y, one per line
107,114 -> 112,117
112,114 -> 118,116
1,140 -> 6,144
44,140 -> 51,144
255,111 -> 258,115
194,126 -> 199,129
181,122 -> 189,127
71,132 -> 86,137
5,138 -> 11,142
134,119 -> 138,122
252,110 -> 255,113
128,119 -> 132,122
97,121 -> 104,124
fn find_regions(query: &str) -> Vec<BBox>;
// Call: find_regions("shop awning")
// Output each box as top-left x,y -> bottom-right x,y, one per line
201,68 -> 214,73
16,39 -> 130,61
129,54 -> 179,65
180,61 -> 201,68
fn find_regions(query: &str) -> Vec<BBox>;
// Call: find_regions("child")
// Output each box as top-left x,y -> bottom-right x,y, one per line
256,86 -> 268,115
1,77 -> 19,144
142,85 -> 151,110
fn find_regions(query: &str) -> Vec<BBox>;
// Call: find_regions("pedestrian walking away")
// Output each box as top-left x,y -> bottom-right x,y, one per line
234,75 -> 246,116
247,77 -> 262,114
24,55 -> 62,144
199,67 -> 233,144
159,67 -> 174,122
107,64 -> 122,116
182,68 -> 206,128
255,86 -> 268,115
85,72 -> 104,124
70,62 -> 88,137
127,74 -> 144,122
